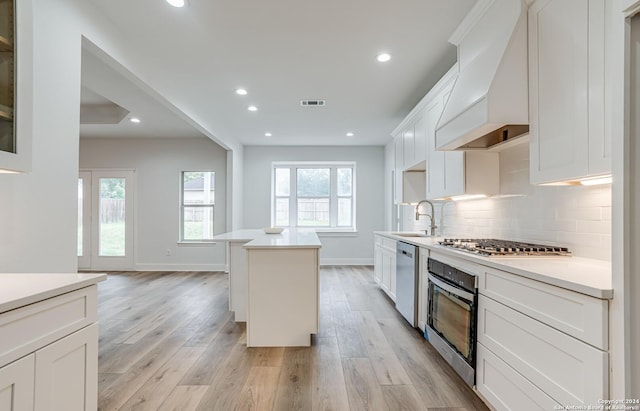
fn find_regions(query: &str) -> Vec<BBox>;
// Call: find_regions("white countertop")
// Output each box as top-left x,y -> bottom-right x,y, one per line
212,229 -> 322,249
0,273 -> 107,314
375,232 -> 613,299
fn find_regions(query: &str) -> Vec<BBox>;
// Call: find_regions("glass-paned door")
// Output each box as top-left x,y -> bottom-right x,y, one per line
78,170 -> 135,270
77,172 -> 91,269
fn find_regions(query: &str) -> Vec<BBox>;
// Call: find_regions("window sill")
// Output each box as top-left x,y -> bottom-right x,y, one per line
177,241 -> 218,247
313,229 -> 359,238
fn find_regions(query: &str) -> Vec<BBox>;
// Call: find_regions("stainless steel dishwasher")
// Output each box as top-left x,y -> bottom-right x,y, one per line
396,241 -> 419,327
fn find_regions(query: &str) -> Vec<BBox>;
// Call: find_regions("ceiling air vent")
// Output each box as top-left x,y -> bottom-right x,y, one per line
300,100 -> 326,107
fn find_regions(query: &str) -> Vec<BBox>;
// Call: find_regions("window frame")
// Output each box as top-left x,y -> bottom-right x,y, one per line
179,170 -> 216,243
271,161 -> 356,232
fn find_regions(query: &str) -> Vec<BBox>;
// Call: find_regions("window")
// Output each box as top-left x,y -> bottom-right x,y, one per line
181,171 -> 215,241
272,162 -> 355,230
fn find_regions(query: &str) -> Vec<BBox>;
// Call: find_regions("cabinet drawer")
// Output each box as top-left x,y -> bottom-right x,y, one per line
476,343 -> 561,411
0,286 -> 97,368
478,266 -> 608,349
478,296 -> 608,406
381,237 -> 396,250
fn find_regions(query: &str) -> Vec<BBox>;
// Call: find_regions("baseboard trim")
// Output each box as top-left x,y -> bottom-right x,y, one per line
134,263 -> 227,272
320,258 -> 373,266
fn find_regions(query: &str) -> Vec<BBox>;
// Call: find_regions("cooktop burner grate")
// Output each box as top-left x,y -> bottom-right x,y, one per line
438,238 -> 571,257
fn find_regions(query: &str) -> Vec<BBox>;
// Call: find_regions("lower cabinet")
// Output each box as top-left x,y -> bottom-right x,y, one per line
476,343 -> 561,410
417,248 -> 429,332
35,324 -> 98,411
0,286 -> 99,411
0,325 -> 97,411
374,234 -> 396,301
0,355 -> 35,411
476,266 -> 609,409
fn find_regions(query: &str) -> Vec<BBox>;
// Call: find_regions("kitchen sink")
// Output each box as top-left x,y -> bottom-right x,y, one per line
390,232 -> 429,238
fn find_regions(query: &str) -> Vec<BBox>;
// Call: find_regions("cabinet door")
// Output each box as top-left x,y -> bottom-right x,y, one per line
402,126 -> 415,169
417,249 -> 429,331
394,134 -> 403,204
34,324 -> 98,411
373,245 -> 383,285
476,343 -> 561,411
413,113 -> 427,165
381,251 -> 392,295
529,0 -> 606,183
426,99 -> 446,199
426,82 -> 464,200
0,355 -> 35,411
389,251 -> 396,300
478,296 -> 608,406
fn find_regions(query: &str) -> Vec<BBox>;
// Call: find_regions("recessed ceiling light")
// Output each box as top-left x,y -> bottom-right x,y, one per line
235,88 -> 248,96
248,105 -> 258,112
376,53 -> 391,63
265,132 -> 272,137
130,117 -> 141,123
166,0 -> 185,7
346,132 -> 354,137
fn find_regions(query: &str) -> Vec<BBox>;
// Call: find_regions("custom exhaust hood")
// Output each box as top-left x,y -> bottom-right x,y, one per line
435,0 -> 529,151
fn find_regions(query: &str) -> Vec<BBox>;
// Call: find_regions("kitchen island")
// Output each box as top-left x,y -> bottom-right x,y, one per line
212,229 -> 321,347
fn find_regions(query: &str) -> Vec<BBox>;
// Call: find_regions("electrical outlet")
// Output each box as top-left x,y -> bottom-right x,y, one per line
165,249 -> 171,256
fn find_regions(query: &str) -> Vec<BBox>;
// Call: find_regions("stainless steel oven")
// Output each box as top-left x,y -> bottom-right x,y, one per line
425,257 -> 477,387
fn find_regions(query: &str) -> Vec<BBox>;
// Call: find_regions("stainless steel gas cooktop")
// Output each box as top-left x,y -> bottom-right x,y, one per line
438,238 -> 571,257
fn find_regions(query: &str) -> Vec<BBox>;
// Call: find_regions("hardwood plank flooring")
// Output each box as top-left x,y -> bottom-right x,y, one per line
97,268 -> 489,411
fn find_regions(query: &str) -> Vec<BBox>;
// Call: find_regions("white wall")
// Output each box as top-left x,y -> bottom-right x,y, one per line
402,142 -> 612,260
79,137 -> 227,271
0,0 -> 242,273
243,146 -> 385,265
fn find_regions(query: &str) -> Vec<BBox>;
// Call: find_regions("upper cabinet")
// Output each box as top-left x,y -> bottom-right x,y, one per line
0,0 -> 32,173
528,0 -> 610,184
393,132 -> 403,204
426,66 -> 499,200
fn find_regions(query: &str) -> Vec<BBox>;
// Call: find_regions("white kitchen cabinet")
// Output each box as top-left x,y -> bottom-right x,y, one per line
393,133 -> 403,204
478,265 -> 608,349
417,248 -> 429,332
476,265 -> 609,409
35,324 -> 98,411
401,113 -> 427,171
413,114 -> 427,166
0,283 -> 101,411
528,0 -> 610,184
425,66 -> 499,200
477,297 -> 608,407
374,234 -> 397,301
373,237 -> 383,286
402,126 -> 415,169
0,355 -> 35,411
476,344 -> 561,411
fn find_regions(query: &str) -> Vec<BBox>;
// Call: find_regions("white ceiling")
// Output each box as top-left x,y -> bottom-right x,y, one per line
81,0 -> 477,146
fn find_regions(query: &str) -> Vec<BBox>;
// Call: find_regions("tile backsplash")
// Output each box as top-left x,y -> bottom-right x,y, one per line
402,142 -> 612,261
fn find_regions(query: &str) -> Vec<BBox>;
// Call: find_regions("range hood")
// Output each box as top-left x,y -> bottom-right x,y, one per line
435,0 -> 528,151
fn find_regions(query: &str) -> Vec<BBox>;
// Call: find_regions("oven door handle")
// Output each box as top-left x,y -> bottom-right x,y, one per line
428,274 -> 475,302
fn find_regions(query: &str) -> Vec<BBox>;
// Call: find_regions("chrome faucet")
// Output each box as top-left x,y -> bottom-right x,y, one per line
415,200 -> 437,236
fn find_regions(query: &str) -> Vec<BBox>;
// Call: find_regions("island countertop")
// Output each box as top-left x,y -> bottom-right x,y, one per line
212,229 -> 321,249
0,273 -> 107,313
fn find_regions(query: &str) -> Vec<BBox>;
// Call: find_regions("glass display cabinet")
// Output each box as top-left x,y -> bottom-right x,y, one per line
0,0 -> 15,154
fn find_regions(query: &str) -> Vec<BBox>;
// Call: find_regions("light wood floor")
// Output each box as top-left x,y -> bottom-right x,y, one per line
97,267 -> 489,411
